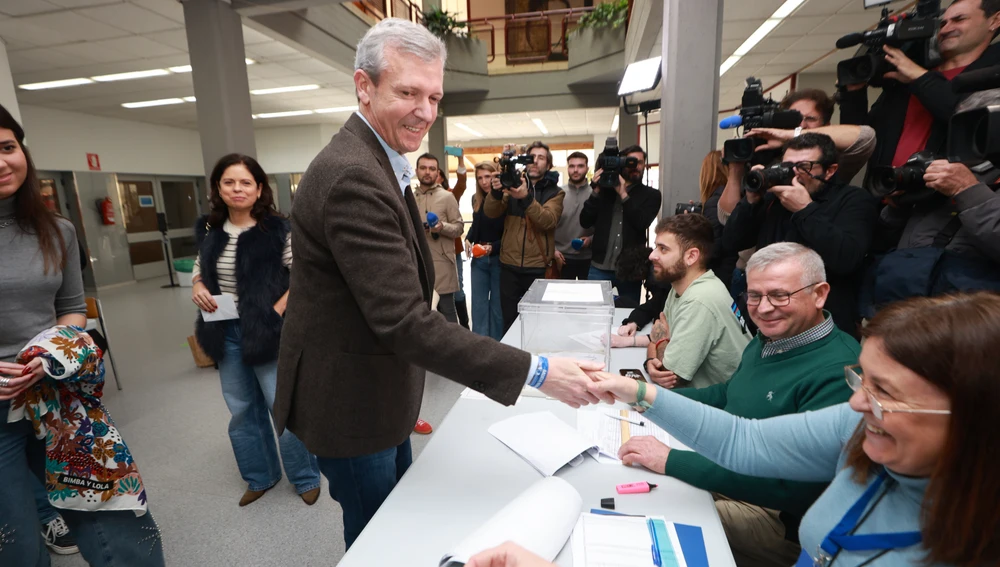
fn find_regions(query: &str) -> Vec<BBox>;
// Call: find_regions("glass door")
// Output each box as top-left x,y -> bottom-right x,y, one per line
118,176 -> 203,281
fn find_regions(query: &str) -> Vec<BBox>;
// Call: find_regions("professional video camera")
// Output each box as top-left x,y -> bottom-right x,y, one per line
744,163 -> 795,193
595,137 -> 639,189
835,0 -> 941,87
674,202 -> 703,215
495,148 -> 535,189
869,151 -> 938,202
719,77 -> 802,165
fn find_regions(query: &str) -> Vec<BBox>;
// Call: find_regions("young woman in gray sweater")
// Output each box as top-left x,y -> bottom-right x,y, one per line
0,105 -> 165,567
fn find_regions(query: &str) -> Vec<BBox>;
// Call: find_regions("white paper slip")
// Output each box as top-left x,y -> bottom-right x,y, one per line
440,477 -> 582,566
569,329 -> 608,351
488,411 -> 599,476
571,513 -> 691,567
201,294 -> 239,322
576,407 -> 690,464
541,282 -> 605,303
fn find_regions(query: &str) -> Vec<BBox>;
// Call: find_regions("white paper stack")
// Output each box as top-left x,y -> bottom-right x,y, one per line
488,411 -> 599,476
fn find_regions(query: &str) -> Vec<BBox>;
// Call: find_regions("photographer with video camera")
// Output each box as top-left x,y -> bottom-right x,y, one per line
863,89 -> 1000,310
837,0 -> 1000,187
580,141 -> 662,304
723,133 -> 879,337
486,141 -> 565,333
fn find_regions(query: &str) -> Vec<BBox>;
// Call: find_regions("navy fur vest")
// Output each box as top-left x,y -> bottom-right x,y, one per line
194,214 -> 289,366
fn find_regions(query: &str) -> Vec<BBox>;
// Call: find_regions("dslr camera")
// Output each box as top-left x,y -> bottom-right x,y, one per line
835,0 -> 941,87
495,148 -> 535,189
744,163 -> 795,193
674,202 -> 703,215
596,137 -> 639,189
720,77 -> 802,165
869,151 -> 938,203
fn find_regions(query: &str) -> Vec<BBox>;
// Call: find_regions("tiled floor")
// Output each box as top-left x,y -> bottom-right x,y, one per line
52,277 -> 466,567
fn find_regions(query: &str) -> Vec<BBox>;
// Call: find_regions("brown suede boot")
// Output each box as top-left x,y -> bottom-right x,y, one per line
300,487 -> 321,506
239,487 -> 270,507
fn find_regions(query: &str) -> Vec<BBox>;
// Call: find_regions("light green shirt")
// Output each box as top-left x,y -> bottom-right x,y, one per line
662,270 -> 750,389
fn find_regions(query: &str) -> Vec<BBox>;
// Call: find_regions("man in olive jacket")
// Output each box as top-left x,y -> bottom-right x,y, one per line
485,141 -> 565,332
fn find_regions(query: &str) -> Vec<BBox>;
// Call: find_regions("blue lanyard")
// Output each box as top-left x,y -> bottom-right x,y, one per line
797,470 -> 922,567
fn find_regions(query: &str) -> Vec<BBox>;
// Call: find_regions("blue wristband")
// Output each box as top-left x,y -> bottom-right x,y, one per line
531,356 -> 550,388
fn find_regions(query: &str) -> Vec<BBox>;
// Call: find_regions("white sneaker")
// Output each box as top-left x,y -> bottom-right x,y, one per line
42,515 -> 79,555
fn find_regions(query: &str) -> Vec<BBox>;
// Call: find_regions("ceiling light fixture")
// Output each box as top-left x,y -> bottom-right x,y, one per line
169,65 -> 192,73
182,96 -> 196,102
314,105 -> 358,113
611,114 -> 620,133
93,69 -> 170,82
19,77 -> 94,90
719,0 -> 806,76
453,122 -> 484,138
531,118 -> 548,135
250,84 -> 320,95
254,110 -> 314,118
121,98 -> 186,109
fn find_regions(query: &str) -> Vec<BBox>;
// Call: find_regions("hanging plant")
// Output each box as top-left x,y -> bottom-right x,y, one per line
422,8 -> 468,39
576,0 -> 628,31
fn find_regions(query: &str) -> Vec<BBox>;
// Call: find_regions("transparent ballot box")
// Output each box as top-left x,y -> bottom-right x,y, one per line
517,279 -> 615,370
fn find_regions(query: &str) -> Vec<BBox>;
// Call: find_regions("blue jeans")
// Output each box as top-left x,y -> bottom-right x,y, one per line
316,439 -> 412,549
588,266 -> 642,304
34,475 -> 58,524
455,252 -> 466,303
471,255 -> 503,341
218,322 -> 320,493
0,400 -> 165,567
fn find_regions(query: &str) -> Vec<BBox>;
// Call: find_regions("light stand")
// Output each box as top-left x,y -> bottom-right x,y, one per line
157,212 -> 180,289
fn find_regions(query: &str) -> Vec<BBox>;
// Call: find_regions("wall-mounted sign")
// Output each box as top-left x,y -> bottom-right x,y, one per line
86,153 -> 101,171
138,195 -> 155,208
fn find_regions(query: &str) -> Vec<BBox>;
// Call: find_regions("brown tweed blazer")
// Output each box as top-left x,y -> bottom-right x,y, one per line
274,114 -> 531,458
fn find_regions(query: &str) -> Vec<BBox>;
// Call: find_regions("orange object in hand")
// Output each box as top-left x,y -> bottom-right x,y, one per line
471,244 -> 489,258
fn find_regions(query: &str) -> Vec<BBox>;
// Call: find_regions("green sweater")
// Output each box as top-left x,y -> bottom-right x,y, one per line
663,328 -> 860,518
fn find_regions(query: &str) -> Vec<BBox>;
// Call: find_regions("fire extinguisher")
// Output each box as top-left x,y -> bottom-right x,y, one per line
97,197 -> 115,225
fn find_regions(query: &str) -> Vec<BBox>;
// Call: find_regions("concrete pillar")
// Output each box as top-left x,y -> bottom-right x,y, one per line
619,109 -> 639,151
428,115 -> 447,170
183,0 -> 257,177
0,40 -> 21,125
658,0 -> 724,217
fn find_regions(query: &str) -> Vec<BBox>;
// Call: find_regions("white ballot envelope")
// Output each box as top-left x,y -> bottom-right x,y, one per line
201,294 -> 239,322
440,477 -> 582,566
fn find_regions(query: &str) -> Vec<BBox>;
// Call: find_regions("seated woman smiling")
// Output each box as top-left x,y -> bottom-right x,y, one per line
592,291 -> 999,567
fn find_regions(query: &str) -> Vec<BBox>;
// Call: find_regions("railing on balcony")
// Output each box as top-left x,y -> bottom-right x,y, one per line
465,7 -> 603,66
353,0 -> 421,23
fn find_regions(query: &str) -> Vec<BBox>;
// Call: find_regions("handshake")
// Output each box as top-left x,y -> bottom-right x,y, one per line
540,358 -> 652,410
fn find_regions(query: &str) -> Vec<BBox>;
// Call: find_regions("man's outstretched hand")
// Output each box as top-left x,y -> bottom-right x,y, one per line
538,358 -> 614,407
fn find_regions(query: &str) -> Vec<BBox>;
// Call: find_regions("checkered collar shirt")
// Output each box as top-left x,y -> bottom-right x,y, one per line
759,310 -> 835,358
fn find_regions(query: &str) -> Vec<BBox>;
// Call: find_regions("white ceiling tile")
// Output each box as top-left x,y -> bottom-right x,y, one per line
76,3 -> 181,34
20,11 -> 130,42
48,41 -> 137,64
722,20 -> 761,42
47,0 -> 121,7
0,0 -> 61,16
768,49 -> 835,66
144,28 -> 190,51
245,41 -> 302,58
278,58 -> 336,74
769,17 -> 828,37
818,13 -> 882,34
0,19 -> 70,46
127,0 -> 184,23
88,36 -> 182,58
794,0 -> 854,18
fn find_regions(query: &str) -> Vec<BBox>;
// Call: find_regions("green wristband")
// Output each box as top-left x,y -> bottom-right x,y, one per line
635,380 -> 646,405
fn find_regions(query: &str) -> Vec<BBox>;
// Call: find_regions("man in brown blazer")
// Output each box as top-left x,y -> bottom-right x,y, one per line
273,18 -> 605,549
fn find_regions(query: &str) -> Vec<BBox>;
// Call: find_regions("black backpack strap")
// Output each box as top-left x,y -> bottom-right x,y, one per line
931,213 -> 963,248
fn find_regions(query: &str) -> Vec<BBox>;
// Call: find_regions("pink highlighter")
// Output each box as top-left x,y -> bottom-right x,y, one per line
616,481 -> 657,494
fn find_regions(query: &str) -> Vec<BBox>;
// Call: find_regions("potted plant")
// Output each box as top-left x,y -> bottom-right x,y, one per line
568,0 -> 628,68
422,8 -> 488,76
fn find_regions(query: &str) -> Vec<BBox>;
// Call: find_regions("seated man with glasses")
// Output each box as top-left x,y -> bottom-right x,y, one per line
616,242 -> 859,567
722,132 -> 879,337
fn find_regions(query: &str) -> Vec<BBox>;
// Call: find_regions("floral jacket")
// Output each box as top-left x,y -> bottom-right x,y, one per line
6,326 -> 148,515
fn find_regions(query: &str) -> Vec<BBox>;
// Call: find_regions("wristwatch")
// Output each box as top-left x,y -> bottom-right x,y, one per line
793,127 -> 803,137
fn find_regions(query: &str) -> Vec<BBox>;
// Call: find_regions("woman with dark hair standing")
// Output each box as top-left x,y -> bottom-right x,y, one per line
0,104 -> 164,566
593,291 -> 1000,567
192,153 -> 320,507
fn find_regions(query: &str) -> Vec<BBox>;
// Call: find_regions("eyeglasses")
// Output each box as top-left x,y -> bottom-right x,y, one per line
742,283 -> 819,307
844,365 -> 952,421
781,161 -> 829,175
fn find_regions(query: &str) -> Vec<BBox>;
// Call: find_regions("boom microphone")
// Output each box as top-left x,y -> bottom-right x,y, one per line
836,32 -> 865,49
719,115 -> 743,129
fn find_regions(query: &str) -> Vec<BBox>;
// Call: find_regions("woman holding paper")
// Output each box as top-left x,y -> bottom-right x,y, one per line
591,292 -> 1000,567
191,154 -> 320,507
0,104 -> 165,566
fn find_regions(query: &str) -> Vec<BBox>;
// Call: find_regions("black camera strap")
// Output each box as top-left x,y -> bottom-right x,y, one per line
931,214 -> 963,248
